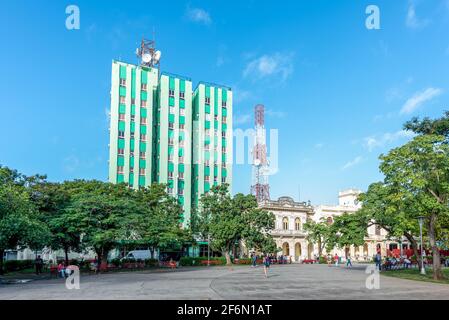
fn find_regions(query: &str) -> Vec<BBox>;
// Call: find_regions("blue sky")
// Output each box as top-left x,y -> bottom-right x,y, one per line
1,0 -> 449,205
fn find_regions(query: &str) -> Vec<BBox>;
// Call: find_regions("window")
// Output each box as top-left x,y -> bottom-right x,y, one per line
179,138 -> 184,146
222,163 -> 226,169
221,131 -> 226,138
130,167 -> 134,173
375,225 -> 382,236
205,97 -> 211,105
179,123 -> 185,130
221,177 -> 226,183
130,132 -> 135,139
118,148 -> 124,156
178,188 -> 184,196
205,114 -> 211,121
180,108 -> 185,116
118,131 -> 125,139
205,176 -> 210,182
179,156 -> 184,163
167,187 -> 173,194
283,217 -> 289,230
179,172 -> 184,179
222,116 -> 227,123
142,100 -> 147,107
140,118 -> 147,125
141,83 -> 147,91
130,151 -> 134,157
119,114 -> 125,121
120,96 -> 126,104
169,89 -> 175,97
214,176 -> 218,183
168,171 -> 174,179
295,218 -> 301,231
205,129 -> 210,136
327,217 -> 333,225
130,115 -> 135,122
214,115 -> 218,121
168,153 -> 174,161
139,152 -> 146,159
139,168 -> 145,176
222,147 -> 226,153
168,138 -> 174,146
205,160 -> 210,167
117,166 -> 124,174
169,106 -> 175,114
168,123 -> 174,129
131,98 -> 135,105
180,92 -> 185,99
222,101 -> 227,107
140,134 -> 146,141
120,79 -> 126,86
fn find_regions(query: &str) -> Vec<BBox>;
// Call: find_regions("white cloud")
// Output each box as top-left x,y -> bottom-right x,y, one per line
314,143 -> 324,149
233,114 -> 252,126
243,53 -> 294,81
341,156 -> 363,170
265,109 -> 286,118
400,87 -> 443,114
363,130 -> 415,152
186,7 -> 212,25
406,1 -> 429,29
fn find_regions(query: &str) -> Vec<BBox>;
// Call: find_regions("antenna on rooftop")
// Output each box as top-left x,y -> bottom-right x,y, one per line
136,37 -> 162,71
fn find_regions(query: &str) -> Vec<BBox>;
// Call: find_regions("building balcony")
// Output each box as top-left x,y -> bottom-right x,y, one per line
270,229 -> 307,237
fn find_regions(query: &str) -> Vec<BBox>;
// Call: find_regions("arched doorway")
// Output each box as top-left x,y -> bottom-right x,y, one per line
295,243 -> 302,261
307,243 -> 313,259
282,242 -> 290,256
363,243 -> 369,257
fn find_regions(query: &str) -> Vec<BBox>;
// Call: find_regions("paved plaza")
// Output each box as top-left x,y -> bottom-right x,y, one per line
1,264 -> 448,300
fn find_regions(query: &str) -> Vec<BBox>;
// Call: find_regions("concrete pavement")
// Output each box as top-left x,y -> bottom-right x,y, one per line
1,264 -> 448,300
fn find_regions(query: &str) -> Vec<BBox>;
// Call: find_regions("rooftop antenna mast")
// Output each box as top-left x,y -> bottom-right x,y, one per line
251,104 -> 270,203
135,36 -> 162,75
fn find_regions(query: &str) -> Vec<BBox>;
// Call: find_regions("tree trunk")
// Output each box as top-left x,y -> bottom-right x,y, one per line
318,238 -> 322,258
224,251 -> 232,266
0,249 -> 4,275
64,246 -> 69,266
404,233 -> 422,269
428,213 -> 444,280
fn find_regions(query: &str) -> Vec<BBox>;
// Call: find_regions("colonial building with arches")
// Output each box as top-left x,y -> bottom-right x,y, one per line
259,196 -> 314,262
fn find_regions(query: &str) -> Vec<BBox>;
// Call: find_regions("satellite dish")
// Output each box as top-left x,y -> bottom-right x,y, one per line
142,53 -> 152,64
153,50 -> 162,63
135,48 -> 140,56
254,159 -> 261,166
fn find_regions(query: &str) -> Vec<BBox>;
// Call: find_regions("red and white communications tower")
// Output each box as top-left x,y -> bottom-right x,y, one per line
251,104 -> 270,203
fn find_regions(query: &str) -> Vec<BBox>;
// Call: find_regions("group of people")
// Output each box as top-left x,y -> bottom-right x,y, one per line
250,253 -> 273,278
326,254 -> 353,268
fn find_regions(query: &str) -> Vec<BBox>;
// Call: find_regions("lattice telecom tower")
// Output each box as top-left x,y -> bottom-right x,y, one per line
251,104 -> 270,202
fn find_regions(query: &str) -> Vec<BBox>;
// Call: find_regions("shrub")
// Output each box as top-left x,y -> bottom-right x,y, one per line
144,258 -> 158,267
179,257 -> 227,266
319,257 -> 327,264
3,260 -> 34,272
110,258 -> 121,267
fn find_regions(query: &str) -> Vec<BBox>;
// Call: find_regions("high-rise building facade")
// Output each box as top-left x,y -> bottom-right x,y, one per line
108,60 -> 232,226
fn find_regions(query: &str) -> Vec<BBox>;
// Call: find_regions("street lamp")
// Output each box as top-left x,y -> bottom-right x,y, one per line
207,234 -> 210,267
418,216 -> 426,275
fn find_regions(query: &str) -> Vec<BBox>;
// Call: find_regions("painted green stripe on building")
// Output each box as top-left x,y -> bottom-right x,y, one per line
140,142 -> 146,152
169,96 -> 175,107
131,69 -> 136,98
118,121 -> 126,131
117,156 -> 125,166
130,156 -> 135,166
139,176 -> 145,186
141,91 -> 147,101
205,166 -> 210,176
130,139 -> 135,151
140,125 -> 147,135
117,174 -> 125,183
139,159 -> 146,168
131,105 -> 136,115
168,162 -> 174,172
141,70 -> 148,84
179,163 -> 185,173
205,105 -> 210,114
119,66 -> 127,78
119,86 -> 126,97
168,130 -> 174,138
180,79 -> 186,92
222,108 -> 227,117
141,108 -> 147,118
222,123 -> 227,131
222,168 -> 227,177
169,77 -> 175,90
118,139 -> 125,149
180,99 -> 185,109
205,86 -> 210,98
179,116 -> 185,125
119,104 -> 126,114
222,89 -> 228,102
179,148 -> 184,157
130,122 -> 135,133
169,114 -> 175,123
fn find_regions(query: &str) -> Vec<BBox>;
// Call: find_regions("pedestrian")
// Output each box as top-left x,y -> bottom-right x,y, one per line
35,255 -> 43,275
263,254 -> 271,278
334,254 -> 339,267
346,255 -> 352,268
375,252 -> 382,271
57,261 -> 66,278
327,254 -> 332,267
251,253 -> 257,267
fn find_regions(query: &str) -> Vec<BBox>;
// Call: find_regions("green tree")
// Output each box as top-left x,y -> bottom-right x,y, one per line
380,135 -> 449,280
303,218 -> 332,258
0,166 -> 50,274
403,111 -> 449,138
198,184 -> 275,265
132,183 -> 190,258
65,181 -> 138,270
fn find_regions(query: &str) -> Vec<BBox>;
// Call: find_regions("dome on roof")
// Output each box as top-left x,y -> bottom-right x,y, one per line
278,196 -> 294,203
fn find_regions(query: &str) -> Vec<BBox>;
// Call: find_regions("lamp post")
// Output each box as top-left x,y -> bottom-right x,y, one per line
207,234 -> 210,267
418,216 -> 426,275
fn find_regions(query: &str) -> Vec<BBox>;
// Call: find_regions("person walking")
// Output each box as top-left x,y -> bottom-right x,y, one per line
263,254 -> 271,278
57,261 -> 66,278
35,255 -> 43,275
251,253 -> 257,267
334,254 -> 339,267
346,255 -> 352,268
375,252 -> 382,271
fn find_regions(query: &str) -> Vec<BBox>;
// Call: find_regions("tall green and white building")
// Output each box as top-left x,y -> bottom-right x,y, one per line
108,60 -> 233,226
